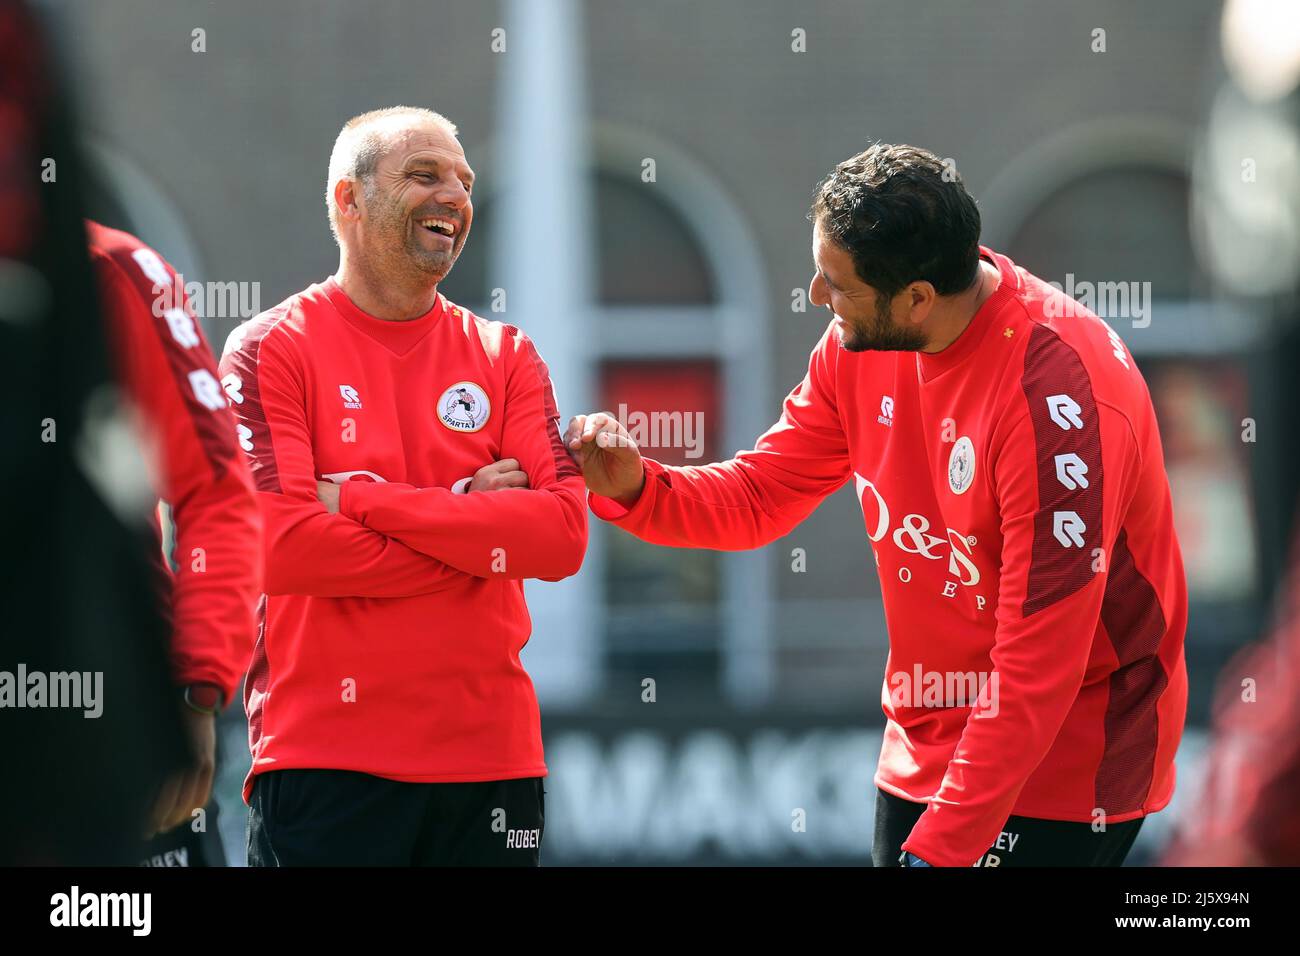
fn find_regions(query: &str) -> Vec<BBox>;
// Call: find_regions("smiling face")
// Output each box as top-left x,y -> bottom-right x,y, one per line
350,120 -> 475,283
809,217 -> 928,352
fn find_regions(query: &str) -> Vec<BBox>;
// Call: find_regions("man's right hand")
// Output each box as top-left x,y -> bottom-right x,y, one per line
564,412 -> 646,508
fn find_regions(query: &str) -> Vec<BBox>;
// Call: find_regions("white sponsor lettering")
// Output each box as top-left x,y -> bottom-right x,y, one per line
855,473 -> 982,588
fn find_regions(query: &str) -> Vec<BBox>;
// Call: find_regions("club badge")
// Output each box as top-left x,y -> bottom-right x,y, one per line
949,436 -> 976,495
438,381 -> 491,433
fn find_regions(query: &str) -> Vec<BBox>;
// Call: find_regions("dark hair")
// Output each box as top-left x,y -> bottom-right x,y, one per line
810,143 -> 981,299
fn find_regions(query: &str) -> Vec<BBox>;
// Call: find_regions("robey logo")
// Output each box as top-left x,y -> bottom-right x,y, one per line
438,381 -> 491,433
854,472 -> 985,604
878,396 -> 894,427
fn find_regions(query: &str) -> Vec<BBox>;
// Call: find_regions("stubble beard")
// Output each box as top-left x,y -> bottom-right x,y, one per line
840,296 -> 928,353
366,186 -> 462,285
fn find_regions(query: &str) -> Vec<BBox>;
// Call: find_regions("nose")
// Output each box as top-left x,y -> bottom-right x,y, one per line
433,177 -> 471,211
809,273 -> 829,308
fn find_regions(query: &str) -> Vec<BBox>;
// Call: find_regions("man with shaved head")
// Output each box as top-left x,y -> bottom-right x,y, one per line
221,107 -> 587,866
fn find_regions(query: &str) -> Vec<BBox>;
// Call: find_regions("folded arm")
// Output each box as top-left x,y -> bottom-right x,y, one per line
338,330 -> 588,581
219,320 -> 471,599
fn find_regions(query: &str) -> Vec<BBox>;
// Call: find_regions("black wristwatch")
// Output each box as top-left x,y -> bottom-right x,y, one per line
183,683 -> 225,716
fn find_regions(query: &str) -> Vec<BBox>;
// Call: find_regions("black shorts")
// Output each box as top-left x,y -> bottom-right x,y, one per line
247,769 -> 546,867
872,787 -> 1144,867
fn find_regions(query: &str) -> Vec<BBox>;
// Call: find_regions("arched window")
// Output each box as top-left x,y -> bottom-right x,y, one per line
444,128 -> 773,704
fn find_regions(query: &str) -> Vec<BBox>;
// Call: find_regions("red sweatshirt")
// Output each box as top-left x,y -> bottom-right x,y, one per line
591,247 -> 1188,866
218,277 -> 586,801
87,221 -> 262,705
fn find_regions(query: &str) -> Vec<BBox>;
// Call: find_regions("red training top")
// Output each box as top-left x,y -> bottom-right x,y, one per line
219,277 -> 586,802
591,247 -> 1189,867
88,220 -> 262,706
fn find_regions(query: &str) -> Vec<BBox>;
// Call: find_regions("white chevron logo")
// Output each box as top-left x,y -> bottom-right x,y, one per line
1053,511 -> 1086,547
1054,453 -> 1090,490
1046,394 -> 1084,430
221,372 -> 244,405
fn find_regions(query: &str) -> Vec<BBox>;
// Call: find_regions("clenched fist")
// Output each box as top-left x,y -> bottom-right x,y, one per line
564,412 -> 646,508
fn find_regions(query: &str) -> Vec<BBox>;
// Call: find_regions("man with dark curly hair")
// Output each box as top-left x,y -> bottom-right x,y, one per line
568,143 -> 1188,868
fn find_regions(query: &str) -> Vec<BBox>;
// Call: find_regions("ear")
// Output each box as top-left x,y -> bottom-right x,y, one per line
334,178 -> 360,225
905,281 -> 937,324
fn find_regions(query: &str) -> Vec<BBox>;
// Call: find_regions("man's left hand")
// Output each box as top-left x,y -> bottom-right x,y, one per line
316,480 -> 341,514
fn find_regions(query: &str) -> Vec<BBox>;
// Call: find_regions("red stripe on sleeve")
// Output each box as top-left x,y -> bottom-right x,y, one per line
515,331 -> 580,481
1096,528 -> 1170,810
90,237 -> 239,481
1018,325 -> 1105,616
218,313 -> 289,494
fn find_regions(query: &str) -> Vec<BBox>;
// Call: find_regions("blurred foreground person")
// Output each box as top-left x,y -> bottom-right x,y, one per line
570,143 -> 1188,867
0,0 -> 187,863
221,106 -> 586,866
1163,502 -> 1300,866
88,221 -> 262,864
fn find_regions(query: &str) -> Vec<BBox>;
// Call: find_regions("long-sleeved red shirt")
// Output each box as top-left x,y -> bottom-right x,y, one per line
88,220 -> 262,706
591,247 -> 1188,866
219,277 -> 586,801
